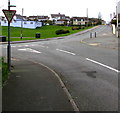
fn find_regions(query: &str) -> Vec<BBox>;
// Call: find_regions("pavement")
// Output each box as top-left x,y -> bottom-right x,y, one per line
2,59 -> 75,111
80,32 -> 120,50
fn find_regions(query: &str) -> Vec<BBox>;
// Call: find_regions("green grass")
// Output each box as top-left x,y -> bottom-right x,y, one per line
0,58 -> 2,87
2,25 -> 94,41
0,58 -> 8,84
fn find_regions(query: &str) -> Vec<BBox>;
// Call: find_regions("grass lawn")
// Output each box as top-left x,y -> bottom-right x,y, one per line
2,25 -> 94,41
0,58 -> 8,84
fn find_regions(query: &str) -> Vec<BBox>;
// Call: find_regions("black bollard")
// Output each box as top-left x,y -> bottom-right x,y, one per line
95,32 -> 96,38
90,33 -> 92,38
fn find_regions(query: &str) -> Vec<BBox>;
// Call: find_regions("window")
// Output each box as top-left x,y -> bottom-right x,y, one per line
4,20 -> 6,23
24,22 -> 27,24
30,22 -> 33,24
81,19 -> 84,21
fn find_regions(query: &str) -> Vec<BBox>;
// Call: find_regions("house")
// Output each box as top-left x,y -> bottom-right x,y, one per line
89,18 -> 100,26
28,16 -> 49,21
51,13 -> 70,25
111,14 -> 120,35
28,15 -> 50,25
111,1 -> 120,36
1,14 -> 42,29
71,17 -> 88,26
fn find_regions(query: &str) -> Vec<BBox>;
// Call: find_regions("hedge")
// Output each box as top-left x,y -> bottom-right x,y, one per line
55,29 -> 70,35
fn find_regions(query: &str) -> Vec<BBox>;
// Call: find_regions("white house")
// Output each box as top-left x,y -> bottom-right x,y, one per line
1,14 -> 42,29
71,17 -> 88,25
51,13 -> 70,25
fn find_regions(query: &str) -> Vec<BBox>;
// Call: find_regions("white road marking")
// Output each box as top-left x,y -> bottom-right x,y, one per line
39,45 -> 49,48
24,45 -> 29,47
3,46 -> 7,48
11,46 -> 16,47
17,45 -> 23,47
18,48 -> 41,54
56,49 -> 76,56
102,33 -> 107,36
86,58 -> 120,73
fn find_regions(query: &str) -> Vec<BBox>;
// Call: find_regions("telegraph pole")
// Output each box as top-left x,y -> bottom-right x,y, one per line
86,8 -> 88,27
20,8 -> 23,39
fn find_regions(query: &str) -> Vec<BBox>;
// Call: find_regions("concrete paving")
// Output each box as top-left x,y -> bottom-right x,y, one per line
80,31 -> 120,50
2,59 -> 74,111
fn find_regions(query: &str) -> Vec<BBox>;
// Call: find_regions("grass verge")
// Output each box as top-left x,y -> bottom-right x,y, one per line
0,58 -> 9,85
2,25 -> 94,41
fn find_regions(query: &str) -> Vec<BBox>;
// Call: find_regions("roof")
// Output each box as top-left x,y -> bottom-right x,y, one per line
28,16 -> 49,19
71,17 -> 88,19
51,13 -> 65,18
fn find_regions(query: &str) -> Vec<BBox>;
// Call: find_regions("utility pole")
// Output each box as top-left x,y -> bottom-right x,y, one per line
86,8 -> 88,27
20,8 -> 23,39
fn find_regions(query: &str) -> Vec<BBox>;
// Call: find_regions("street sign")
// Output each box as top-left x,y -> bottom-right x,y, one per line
2,10 -> 16,23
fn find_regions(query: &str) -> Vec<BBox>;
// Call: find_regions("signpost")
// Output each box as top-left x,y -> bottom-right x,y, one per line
2,10 -> 16,24
2,0 -> 16,72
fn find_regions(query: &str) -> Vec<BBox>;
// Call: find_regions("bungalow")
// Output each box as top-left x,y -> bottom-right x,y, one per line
71,17 -> 88,26
1,14 -> 42,29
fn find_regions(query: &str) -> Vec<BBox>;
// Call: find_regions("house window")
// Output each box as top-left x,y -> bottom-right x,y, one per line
4,20 -> 6,23
24,22 -> 27,24
81,19 -> 84,21
30,22 -> 33,24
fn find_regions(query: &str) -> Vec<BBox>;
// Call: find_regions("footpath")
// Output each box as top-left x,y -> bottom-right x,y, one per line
3,59 -> 74,111
80,31 -> 120,50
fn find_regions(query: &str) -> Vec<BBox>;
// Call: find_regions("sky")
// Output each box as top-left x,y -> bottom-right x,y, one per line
0,0 -> 119,22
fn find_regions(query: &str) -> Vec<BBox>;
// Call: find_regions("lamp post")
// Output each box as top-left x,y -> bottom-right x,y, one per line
7,0 -> 16,72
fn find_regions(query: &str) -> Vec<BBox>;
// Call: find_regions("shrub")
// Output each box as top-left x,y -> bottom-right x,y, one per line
81,26 -> 85,29
55,29 -> 70,35
72,26 -> 80,30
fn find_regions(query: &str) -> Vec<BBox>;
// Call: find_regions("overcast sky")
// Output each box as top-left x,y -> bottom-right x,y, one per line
0,0 -> 119,22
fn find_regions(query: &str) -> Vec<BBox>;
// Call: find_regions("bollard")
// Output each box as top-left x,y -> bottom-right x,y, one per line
95,32 -> 96,38
90,33 -> 92,38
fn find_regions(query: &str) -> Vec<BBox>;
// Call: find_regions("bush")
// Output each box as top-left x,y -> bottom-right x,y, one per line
81,26 -> 85,29
72,26 -> 80,30
55,29 -> 70,35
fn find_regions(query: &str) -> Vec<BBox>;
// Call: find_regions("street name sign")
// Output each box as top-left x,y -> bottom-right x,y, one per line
2,10 -> 16,23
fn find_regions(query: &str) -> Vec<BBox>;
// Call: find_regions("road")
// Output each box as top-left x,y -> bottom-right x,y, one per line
2,25 -> 119,111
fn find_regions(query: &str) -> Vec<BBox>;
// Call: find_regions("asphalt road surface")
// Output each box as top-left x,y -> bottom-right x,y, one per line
2,25 -> 119,111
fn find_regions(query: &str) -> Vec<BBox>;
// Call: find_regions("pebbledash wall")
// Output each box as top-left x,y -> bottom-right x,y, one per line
1,20 -> 42,29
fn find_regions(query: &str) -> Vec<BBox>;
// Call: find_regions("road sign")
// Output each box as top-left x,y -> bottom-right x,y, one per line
2,10 -> 16,23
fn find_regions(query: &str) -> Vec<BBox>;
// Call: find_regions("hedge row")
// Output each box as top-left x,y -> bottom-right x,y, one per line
72,26 -> 85,30
56,29 -> 70,35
